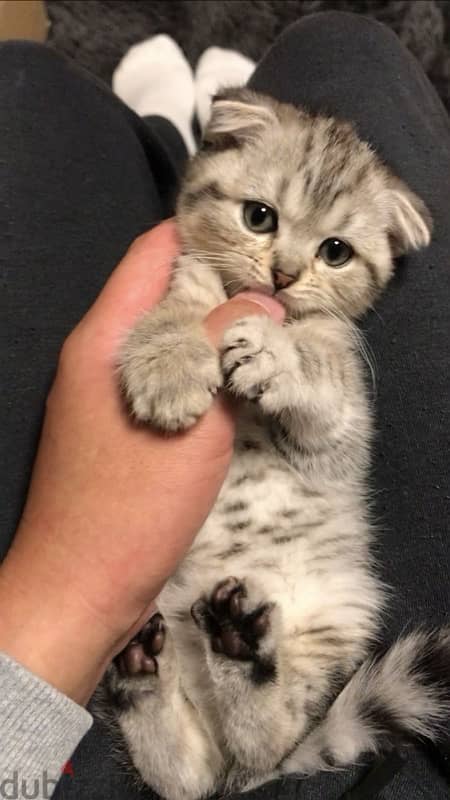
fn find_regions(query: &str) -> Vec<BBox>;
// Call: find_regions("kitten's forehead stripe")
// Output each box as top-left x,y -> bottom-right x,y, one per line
279,176 -> 290,203
334,210 -> 354,231
201,133 -> 242,154
182,181 -> 226,209
303,168 -> 314,195
327,187 -> 344,208
301,126 -> 315,164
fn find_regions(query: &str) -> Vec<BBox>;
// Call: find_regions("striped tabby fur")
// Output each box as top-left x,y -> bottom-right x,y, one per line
102,90 -> 449,800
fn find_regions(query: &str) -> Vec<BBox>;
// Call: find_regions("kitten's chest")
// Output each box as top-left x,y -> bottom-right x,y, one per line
163,417 -> 332,609
201,412 -> 329,539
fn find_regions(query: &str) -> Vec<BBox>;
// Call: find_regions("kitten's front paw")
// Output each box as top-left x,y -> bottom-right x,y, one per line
121,329 -> 222,431
221,316 -> 295,410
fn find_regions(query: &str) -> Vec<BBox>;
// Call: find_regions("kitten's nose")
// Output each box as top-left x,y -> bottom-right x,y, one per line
272,268 -> 298,291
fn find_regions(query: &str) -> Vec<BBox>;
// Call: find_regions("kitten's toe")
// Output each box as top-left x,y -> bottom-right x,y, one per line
116,642 -> 157,677
103,613 -> 179,713
115,613 -> 166,678
191,578 -> 274,663
221,317 -> 279,401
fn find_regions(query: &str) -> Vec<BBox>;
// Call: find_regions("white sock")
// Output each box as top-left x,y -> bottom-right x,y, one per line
113,34 -> 196,154
195,47 -> 256,132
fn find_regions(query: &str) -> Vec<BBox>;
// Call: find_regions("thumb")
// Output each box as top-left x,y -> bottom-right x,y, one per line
166,290 -> 285,504
204,291 -> 285,347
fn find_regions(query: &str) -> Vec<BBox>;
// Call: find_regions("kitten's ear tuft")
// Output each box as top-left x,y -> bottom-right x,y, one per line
203,88 -> 278,150
387,177 -> 433,256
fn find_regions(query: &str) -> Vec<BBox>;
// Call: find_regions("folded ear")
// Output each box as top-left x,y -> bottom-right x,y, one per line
386,176 -> 433,256
203,88 -> 278,150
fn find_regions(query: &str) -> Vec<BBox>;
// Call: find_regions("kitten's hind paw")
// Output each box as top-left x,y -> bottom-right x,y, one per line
192,577 -> 278,683
103,613 -> 179,713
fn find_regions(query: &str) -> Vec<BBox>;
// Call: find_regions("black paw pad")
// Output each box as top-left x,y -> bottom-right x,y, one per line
221,338 -> 249,355
223,354 -> 254,385
115,613 -> 165,678
191,577 -> 272,661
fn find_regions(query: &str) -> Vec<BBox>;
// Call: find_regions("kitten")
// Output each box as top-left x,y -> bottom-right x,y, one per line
102,89 -> 449,800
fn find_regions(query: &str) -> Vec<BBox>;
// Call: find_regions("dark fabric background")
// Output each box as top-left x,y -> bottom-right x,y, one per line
46,1 -> 450,109
3,6 -> 448,799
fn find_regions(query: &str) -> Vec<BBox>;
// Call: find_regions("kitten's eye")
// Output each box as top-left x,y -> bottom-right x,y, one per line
243,201 -> 278,234
318,238 -> 353,267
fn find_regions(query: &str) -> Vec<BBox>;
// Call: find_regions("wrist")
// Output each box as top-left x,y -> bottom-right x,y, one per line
0,545 -> 122,705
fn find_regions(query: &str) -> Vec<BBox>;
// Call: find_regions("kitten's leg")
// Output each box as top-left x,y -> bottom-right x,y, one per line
191,578 -> 298,772
105,613 -> 224,800
120,256 -> 225,431
221,315 -> 367,467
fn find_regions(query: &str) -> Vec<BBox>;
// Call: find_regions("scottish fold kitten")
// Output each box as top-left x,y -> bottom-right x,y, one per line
103,89 -> 449,800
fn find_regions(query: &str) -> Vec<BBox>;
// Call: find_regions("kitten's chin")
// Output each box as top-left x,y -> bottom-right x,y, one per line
275,290 -> 322,318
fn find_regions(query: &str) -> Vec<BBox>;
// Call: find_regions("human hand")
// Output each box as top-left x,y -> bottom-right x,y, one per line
0,221 -> 283,705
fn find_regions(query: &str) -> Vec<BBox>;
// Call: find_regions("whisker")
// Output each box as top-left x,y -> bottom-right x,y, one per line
293,289 -> 377,393
367,304 -> 384,324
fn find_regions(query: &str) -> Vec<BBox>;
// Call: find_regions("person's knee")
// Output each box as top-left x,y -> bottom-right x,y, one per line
277,11 -> 401,58
0,40 -> 70,89
0,39 -> 55,63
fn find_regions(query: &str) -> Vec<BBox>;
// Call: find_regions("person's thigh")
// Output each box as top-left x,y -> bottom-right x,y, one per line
0,42 -> 185,558
0,42 -> 186,800
3,17 -> 449,800
247,11 -> 450,800
249,6 -> 450,641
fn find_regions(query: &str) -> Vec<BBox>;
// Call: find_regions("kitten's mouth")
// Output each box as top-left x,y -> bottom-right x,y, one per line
228,282 -> 324,319
245,283 -> 276,299
238,283 -> 313,312
225,281 -> 275,300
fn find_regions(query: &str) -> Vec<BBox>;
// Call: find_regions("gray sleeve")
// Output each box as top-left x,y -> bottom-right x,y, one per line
0,652 -> 92,793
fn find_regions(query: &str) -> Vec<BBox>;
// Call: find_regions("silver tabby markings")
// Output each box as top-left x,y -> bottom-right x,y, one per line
98,89 -> 450,800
